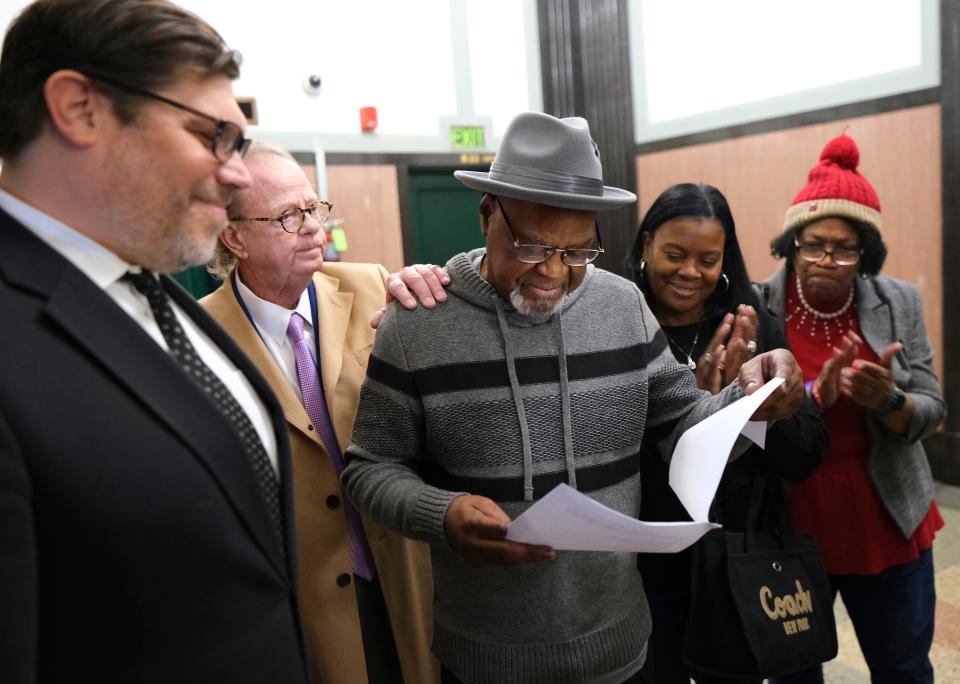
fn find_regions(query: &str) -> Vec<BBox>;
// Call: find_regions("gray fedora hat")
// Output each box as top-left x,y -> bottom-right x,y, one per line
454,112 -> 636,211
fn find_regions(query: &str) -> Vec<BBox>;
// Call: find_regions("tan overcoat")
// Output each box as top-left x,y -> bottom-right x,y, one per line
202,263 -> 437,684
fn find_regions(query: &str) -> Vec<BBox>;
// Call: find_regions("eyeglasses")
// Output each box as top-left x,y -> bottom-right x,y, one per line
230,201 -> 333,233
794,237 -> 862,266
85,72 -> 251,163
495,196 -> 603,266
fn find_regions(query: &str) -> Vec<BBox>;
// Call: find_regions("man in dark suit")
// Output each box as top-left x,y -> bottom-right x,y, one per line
0,1 -> 309,682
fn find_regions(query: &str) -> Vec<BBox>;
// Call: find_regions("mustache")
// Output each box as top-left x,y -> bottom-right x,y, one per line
521,278 -> 566,290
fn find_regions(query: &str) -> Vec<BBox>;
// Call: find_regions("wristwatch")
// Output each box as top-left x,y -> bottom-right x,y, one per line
876,385 -> 906,416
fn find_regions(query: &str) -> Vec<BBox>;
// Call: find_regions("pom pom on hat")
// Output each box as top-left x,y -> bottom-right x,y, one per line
819,134 -> 859,169
784,133 -> 882,234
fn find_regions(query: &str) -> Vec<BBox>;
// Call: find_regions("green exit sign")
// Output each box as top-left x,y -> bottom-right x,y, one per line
450,125 -> 486,149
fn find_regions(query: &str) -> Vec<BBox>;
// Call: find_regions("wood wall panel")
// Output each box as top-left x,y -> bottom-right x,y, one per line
324,165 -> 405,273
635,105 -> 943,380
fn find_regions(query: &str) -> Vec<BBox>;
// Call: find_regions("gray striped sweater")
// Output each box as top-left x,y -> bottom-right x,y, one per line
343,249 -> 744,683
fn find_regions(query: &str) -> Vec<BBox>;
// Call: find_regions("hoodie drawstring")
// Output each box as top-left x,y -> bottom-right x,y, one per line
556,309 -> 577,490
495,300 -> 535,501
495,299 -> 577,501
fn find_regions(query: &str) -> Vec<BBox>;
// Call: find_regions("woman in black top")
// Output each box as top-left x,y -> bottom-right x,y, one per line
629,183 -> 828,683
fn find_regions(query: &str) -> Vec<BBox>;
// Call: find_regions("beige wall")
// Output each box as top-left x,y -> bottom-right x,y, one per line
300,164 -> 406,273
635,105 -> 943,379
325,165 -> 405,273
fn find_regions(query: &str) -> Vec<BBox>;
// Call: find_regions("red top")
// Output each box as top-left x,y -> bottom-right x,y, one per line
785,276 -> 942,575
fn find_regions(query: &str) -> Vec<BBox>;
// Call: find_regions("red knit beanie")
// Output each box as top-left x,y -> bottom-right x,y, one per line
783,134 -> 882,234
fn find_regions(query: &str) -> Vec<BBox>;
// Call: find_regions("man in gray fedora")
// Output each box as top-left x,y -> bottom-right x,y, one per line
342,112 -> 803,683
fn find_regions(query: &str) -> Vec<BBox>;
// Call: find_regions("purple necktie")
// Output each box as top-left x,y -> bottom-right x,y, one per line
287,313 -> 375,581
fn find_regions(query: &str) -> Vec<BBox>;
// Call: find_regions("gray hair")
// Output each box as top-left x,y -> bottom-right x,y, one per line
207,141 -> 298,280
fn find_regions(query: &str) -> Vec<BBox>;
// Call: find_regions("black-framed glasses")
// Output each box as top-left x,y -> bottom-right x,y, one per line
495,196 -> 603,266
84,72 -> 251,163
230,201 -> 333,233
794,237 -> 862,266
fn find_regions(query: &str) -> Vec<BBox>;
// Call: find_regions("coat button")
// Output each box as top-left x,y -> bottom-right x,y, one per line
326,494 -> 340,509
336,573 -> 352,587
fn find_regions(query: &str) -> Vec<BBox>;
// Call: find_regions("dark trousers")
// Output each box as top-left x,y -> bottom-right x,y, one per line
441,662 -> 651,683
770,549 -> 935,684
639,589 -> 760,684
355,573 -> 404,684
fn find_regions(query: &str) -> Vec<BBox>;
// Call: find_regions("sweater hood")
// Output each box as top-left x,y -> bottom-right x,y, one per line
444,247 -> 584,500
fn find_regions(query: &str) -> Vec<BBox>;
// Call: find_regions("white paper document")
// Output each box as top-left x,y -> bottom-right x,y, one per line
506,483 -> 719,553
668,377 -> 784,522
741,420 -> 768,449
504,377 -> 784,552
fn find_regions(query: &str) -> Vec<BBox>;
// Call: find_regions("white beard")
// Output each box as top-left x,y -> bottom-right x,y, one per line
509,287 -> 566,317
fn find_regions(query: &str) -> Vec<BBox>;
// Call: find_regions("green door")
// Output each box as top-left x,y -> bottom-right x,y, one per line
171,265 -> 220,299
409,170 -> 486,266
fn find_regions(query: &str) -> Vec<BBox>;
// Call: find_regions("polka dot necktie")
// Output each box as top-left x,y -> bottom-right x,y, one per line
287,312 -> 375,580
124,270 -> 284,555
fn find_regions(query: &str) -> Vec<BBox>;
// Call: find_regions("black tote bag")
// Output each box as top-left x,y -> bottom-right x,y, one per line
682,474 -> 838,679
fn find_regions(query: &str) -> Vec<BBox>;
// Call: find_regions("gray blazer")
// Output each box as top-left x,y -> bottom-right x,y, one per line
755,267 -> 946,539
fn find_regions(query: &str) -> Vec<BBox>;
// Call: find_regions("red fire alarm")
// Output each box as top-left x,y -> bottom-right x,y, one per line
359,106 -> 378,132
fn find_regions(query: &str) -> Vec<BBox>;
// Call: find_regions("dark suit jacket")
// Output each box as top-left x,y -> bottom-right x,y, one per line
0,209 -> 309,683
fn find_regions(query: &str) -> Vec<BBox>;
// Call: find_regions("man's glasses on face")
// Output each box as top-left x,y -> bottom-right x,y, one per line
494,196 -> 603,267
230,201 -> 333,234
85,72 -> 251,163
793,237 -> 862,266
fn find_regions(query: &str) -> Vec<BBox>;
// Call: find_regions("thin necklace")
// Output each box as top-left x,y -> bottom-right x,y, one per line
786,272 -> 855,346
663,322 -> 701,370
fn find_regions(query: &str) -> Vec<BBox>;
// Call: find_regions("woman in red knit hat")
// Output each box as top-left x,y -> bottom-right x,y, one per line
757,134 -> 946,684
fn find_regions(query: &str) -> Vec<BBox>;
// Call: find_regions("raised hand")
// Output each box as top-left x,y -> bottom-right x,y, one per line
695,312 -> 733,393
444,495 -> 556,567
723,304 -> 759,382
841,341 -> 901,410
815,331 -> 861,408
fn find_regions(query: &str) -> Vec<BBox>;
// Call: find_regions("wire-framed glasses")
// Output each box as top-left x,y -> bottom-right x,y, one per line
794,237 -> 862,266
495,196 -> 603,266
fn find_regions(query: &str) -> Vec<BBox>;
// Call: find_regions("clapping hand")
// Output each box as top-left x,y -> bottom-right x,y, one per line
813,331 -> 861,408
695,305 -> 759,394
695,313 -> 732,393
724,304 -> 759,382
841,341 -> 901,410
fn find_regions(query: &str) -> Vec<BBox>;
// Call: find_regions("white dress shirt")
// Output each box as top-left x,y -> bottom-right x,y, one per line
234,273 -> 317,405
0,188 -> 279,474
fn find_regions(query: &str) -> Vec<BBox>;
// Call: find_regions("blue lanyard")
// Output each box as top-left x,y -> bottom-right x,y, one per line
231,270 -> 323,367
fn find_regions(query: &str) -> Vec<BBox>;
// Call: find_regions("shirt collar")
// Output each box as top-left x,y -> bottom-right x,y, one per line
0,188 -> 132,290
235,272 -> 313,345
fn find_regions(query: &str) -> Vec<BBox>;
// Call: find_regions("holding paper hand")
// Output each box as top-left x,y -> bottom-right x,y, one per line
739,348 -> 804,422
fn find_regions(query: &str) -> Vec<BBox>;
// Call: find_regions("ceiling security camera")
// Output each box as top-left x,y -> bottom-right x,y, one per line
302,74 -> 322,95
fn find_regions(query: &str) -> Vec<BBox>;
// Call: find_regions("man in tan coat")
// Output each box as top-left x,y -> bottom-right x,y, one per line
201,142 -> 439,684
